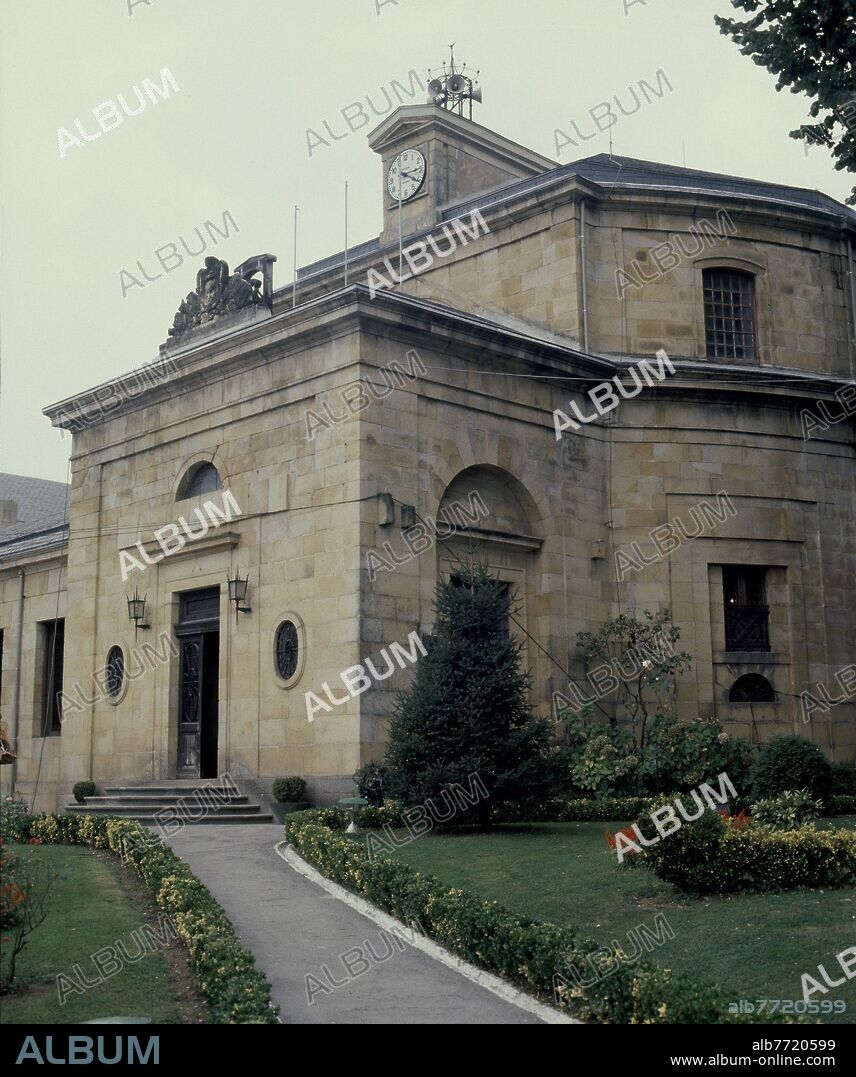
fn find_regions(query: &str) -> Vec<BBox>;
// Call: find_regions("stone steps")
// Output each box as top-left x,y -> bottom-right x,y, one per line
64,781 -> 274,825
85,794 -> 250,805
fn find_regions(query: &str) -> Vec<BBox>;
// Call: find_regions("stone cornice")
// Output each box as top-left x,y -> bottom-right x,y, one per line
0,543 -> 68,573
43,285 -> 852,442
279,173 -> 852,322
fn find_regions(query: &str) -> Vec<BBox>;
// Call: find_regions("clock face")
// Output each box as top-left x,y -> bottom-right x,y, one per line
387,149 -> 426,202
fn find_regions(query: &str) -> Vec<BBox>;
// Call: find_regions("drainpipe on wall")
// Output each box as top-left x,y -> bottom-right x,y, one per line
848,237 -> 856,381
580,200 -> 590,353
9,568 -> 25,792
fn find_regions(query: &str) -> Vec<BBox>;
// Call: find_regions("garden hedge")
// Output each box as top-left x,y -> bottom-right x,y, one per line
831,764 -> 856,796
285,808 -> 751,1025
22,812 -> 278,1024
357,797 -> 699,826
491,794 -> 853,824
636,809 -> 856,895
491,797 -> 661,823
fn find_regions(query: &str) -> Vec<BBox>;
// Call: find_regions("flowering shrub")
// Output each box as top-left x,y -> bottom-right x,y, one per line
639,714 -> 753,793
561,706 -> 640,795
0,796 -> 32,844
0,838 -> 25,924
0,836 -> 55,992
558,709 -> 753,799
24,813 -> 277,1023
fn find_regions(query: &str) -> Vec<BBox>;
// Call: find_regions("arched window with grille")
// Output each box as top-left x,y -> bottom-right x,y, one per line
177,462 -> 222,501
703,268 -> 756,360
729,674 -> 775,703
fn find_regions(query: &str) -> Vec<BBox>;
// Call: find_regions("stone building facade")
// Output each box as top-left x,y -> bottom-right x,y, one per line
1,101 -> 854,811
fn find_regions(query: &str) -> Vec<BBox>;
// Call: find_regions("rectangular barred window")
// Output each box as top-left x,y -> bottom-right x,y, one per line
722,567 -> 770,652
703,269 -> 756,360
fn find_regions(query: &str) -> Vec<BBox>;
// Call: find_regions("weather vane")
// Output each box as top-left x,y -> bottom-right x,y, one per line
427,44 -> 482,119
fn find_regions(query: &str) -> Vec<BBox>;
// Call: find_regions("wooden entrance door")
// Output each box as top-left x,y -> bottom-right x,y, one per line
176,588 -> 220,778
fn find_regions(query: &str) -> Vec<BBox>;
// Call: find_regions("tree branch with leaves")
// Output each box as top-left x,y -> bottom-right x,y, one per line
715,0 -> 856,204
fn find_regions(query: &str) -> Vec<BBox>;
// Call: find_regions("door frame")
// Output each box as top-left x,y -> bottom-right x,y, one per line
174,587 -> 221,778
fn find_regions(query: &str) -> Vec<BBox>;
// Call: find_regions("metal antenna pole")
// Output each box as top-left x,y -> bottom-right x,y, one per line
398,192 -> 403,289
292,205 -> 299,309
344,182 -> 349,287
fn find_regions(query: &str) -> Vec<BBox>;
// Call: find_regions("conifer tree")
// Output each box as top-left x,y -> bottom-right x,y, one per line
385,563 -> 553,830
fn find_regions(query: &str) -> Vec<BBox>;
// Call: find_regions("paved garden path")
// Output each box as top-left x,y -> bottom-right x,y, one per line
166,822 -> 549,1025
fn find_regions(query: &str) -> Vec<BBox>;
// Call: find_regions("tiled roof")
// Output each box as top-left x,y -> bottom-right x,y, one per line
444,153 -> 856,224
0,473 -> 70,561
283,154 -> 854,293
0,524 -> 69,561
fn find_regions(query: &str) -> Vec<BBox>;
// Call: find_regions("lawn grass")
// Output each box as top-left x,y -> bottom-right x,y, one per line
385,818 -> 856,1024
1,844 -> 199,1025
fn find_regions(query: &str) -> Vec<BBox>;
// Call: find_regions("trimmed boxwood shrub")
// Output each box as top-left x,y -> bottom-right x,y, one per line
271,777 -> 306,803
72,781 -> 96,804
636,808 -> 856,895
284,808 -> 748,1024
492,797 -> 661,823
750,736 -> 832,804
346,793 -> 848,828
635,809 -> 728,894
27,812 -> 277,1024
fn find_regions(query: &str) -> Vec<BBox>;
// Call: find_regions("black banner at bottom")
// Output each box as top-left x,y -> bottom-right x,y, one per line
0,1021 -> 853,1069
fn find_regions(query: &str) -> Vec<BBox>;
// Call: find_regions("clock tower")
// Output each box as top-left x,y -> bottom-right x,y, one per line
369,56 -> 555,245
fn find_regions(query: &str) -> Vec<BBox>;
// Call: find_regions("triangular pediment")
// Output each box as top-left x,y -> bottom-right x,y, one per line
368,104 -> 556,177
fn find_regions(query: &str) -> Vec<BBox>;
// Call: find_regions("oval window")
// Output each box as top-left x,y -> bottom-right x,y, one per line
275,621 -> 300,681
106,645 -> 125,700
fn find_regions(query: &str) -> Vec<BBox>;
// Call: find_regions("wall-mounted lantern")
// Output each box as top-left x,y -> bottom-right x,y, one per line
126,588 -> 150,634
227,571 -> 252,622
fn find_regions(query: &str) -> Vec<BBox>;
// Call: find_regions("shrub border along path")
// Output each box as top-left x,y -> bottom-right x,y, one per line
274,839 -> 573,1024
23,813 -> 278,1025
284,809 -> 753,1025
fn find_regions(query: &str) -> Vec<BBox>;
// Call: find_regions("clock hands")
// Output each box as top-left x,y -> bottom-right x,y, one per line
390,153 -> 424,199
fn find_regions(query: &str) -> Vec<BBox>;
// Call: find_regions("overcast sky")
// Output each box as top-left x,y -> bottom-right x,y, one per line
1,0 -> 851,483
